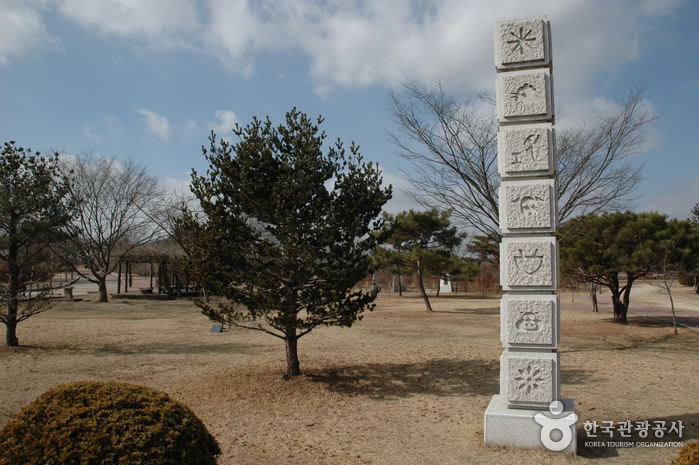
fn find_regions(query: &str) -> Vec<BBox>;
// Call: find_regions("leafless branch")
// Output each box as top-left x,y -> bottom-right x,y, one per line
387,79 -> 657,237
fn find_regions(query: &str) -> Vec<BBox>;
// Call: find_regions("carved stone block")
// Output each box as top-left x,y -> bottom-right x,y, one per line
501,294 -> 559,348
501,351 -> 560,409
497,70 -> 552,122
495,16 -> 550,69
498,124 -> 554,177
501,237 -> 558,291
499,179 -> 557,233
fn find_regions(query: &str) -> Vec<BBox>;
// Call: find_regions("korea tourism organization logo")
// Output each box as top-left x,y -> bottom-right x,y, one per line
533,402 -> 686,451
582,417 -> 685,449
534,401 -> 578,451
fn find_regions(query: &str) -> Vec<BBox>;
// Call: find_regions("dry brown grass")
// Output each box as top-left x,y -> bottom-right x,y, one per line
1,290 -> 697,464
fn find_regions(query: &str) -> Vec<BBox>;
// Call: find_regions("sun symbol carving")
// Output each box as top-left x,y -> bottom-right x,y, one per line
515,365 -> 545,394
508,27 -> 536,54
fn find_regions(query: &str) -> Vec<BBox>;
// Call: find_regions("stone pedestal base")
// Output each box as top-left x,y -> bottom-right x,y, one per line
484,395 -> 577,453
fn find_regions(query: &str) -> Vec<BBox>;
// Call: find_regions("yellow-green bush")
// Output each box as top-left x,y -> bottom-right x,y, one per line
0,381 -> 220,465
671,436 -> 699,465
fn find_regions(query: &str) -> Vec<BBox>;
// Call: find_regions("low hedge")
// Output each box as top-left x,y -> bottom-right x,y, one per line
671,436 -> 699,465
0,381 -> 220,465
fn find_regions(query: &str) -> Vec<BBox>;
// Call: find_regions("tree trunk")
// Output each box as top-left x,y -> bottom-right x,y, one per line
417,265 -> 433,312
5,236 -> 20,346
396,273 -> 403,297
371,272 -> 379,294
669,291 -> 678,335
4,314 -> 19,346
117,261 -> 122,294
478,264 -> 485,297
611,279 -> 635,324
610,292 -> 628,323
284,331 -> 301,377
98,277 -> 109,303
590,283 -> 598,312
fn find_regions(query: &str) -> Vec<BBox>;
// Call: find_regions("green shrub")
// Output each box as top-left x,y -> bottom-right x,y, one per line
671,436 -> 699,465
0,381 -> 220,465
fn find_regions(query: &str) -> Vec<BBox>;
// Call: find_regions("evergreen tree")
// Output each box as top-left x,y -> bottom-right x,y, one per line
185,109 -> 392,376
375,209 -> 464,311
0,142 -> 72,346
559,211 -> 697,323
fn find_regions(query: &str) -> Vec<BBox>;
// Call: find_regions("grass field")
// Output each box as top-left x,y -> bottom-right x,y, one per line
1,290 -> 697,464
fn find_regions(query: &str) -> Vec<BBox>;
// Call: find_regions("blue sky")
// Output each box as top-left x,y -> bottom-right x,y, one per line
1,0 -> 698,219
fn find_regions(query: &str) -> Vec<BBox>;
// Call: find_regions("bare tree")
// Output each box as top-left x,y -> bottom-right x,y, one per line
148,188 -> 202,258
57,154 -> 164,302
388,79 -> 499,236
644,228 -> 698,335
388,79 -> 657,238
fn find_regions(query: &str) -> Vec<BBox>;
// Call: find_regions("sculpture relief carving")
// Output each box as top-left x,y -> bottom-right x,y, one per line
505,353 -> 558,405
514,364 -> 545,395
499,124 -> 553,176
487,17 -> 573,452
502,296 -> 557,347
507,26 -> 537,56
502,238 -> 557,289
512,133 -> 540,164
496,17 -> 548,68
514,248 -> 544,275
516,311 -> 542,332
498,71 -> 550,120
500,180 -> 555,232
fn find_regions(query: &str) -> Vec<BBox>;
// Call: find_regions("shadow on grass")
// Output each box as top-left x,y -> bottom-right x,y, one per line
436,307 -> 500,315
561,368 -> 599,385
307,357 -> 499,399
577,411 -> 699,459
3,340 -> 266,357
625,316 -> 675,328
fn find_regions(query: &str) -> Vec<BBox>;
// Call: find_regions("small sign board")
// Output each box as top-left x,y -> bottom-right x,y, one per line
210,323 -> 223,333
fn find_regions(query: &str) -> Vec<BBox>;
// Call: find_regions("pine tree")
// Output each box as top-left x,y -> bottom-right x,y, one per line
559,211 -> 698,323
0,142 -> 72,346
375,209 -> 464,311
185,109 -> 392,376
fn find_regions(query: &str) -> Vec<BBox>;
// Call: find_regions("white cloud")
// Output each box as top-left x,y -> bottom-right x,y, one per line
202,0 -> 679,99
210,109 -> 240,135
205,0 -> 497,93
8,0 -> 682,105
181,119 -> 200,138
82,125 -> 102,142
638,0 -> 684,17
6,0 -> 684,117
0,0 -> 57,64
57,0 -> 201,48
137,109 -> 170,140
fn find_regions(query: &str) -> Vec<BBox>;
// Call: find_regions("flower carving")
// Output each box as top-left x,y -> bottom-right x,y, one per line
514,365 -> 545,394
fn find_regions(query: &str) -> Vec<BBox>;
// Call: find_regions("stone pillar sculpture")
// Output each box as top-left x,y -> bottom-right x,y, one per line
484,16 -> 576,453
